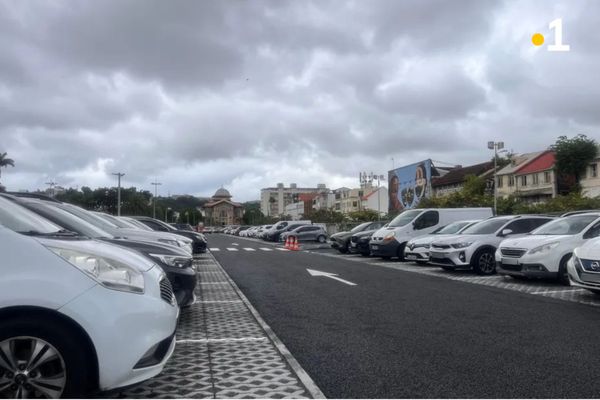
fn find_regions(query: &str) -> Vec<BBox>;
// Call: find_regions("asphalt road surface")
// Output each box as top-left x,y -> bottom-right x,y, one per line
208,234 -> 600,398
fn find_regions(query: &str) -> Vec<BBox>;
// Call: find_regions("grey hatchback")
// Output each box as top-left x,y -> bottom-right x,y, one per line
281,225 -> 328,243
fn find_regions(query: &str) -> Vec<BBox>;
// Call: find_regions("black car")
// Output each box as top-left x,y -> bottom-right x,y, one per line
349,228 -> 383,256
170,223 -> 194,231
330,221 -> 387,254
129,216 -> 207,254
1,194 -> 198,307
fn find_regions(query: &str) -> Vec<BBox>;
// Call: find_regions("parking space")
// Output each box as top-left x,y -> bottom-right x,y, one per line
109,252 -> 323,399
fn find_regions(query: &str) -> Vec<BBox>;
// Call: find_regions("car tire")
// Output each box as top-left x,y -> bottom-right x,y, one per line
416,260 -> 428,265
557,254 -> 572,285
381,256 -> 391,260
360,252 -> 370,257
588,289 -> 600,296
338,243 -> 349,254
471,248 -> 496,275
317,235 -> 326,243
396,243 -> 406,261
441,266 -> 454,271
0,315 -> 93,398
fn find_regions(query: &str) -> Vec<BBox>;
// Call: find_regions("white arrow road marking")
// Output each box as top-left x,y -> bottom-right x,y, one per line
306,268 -> 357,286
226,248 -> 238,251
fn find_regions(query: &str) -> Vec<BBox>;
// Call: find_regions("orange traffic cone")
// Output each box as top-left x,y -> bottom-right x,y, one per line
284,237 -> 290,249
291,236 -> 300,251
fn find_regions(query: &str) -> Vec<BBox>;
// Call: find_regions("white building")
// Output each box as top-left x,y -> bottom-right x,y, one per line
361,186 -> 389,216
260,183 -> 329,217
283,201 -> 305,220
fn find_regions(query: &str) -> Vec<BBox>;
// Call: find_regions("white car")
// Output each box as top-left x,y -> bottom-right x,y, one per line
496,213 -> 600,283
568,238 -> 600,295
429,215 -> 554,275
403,220 -> 481,264
0,200 -> 178,398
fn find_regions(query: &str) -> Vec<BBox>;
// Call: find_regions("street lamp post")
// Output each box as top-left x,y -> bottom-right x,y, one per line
165,207 -> 171,223
487,141 -> 505,215
360,172 -> 386,220
112,172 -> 125,216
45,181 -> 57,198
151,179 -> 162,219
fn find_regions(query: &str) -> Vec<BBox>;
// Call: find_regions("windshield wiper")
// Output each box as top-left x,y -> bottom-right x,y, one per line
20,229 -> 79,237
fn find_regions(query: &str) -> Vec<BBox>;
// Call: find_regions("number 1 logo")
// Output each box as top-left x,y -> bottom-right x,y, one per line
532,18 -> 570,52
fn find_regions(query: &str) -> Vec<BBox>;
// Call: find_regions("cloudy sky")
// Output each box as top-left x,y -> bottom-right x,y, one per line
0,0 -> 597,201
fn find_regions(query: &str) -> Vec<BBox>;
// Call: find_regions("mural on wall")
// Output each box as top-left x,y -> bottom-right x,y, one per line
388,160 -> 432,212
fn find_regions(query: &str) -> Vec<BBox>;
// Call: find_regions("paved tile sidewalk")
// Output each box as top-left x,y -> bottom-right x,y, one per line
109,253 -> 324,399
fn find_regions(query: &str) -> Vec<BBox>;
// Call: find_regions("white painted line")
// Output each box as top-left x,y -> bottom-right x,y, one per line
226,248 -> 239,251
232,243 -> 239,246
243,248 -> 256,251
276,247 -> 290,251
200,282 -> 229,285
531,288 -> 587,295
177,337 -> 268,344
259,248 -> 273,251
209,248 -> 220,251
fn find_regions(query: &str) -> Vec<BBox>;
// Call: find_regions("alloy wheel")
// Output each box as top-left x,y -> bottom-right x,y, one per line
478,252 -> 495,274
0,336 -> 66,399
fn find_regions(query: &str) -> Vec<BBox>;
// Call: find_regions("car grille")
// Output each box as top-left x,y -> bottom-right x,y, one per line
431,244 -> 451,250
159,277 -> 176,306
500,248 -> 527,258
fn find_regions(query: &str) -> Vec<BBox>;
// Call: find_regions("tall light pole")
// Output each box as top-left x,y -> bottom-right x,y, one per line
45,181 -> 57,198
487,141 -> 505,215
360,172 -> 386,220
165,207 -> 171,223
151,179 -> 162,219
112,172 -> 125,216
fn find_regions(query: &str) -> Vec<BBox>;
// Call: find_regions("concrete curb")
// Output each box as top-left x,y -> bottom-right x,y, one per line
206,252 -> 327,399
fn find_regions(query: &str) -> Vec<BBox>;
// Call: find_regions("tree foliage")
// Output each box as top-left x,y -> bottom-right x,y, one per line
347,209 -> 380,222
552,134 -> 598,192
0,152 -> 15,182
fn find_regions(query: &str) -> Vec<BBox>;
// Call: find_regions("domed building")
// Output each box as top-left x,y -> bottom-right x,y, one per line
202,187 -> 244,226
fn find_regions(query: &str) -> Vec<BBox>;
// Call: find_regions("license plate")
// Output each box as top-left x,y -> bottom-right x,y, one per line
502,257 -> 520,265
429,251 -> 443,258
405,254 -> 417,260
371,245 -> 379,250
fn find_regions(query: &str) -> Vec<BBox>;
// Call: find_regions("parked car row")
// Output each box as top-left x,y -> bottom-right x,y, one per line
220,220 -> 329,243
330,207 -> 600,295
0,192 -> 209,398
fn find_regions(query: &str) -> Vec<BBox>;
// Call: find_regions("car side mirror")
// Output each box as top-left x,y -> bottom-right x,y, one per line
500,229 -> 513,237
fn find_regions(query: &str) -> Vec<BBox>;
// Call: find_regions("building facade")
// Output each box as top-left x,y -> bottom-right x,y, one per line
202,188 -> 244,226
260,183 -> 329,217
431,161 -> 495,196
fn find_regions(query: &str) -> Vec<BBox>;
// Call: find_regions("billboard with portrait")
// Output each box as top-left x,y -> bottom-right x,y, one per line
388,160 -> 432,212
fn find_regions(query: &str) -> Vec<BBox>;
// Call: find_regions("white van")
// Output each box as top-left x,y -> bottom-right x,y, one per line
369,208 -> 493,260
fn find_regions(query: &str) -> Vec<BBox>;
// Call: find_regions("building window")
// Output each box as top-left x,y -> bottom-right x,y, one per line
520,175 -> 527,187
352,201 -> 358,207
591,163 -> 598,178
497,176 -> 503,188
508,176 -> 515,187
544,171 -> 551,183
532,174 -> 539,185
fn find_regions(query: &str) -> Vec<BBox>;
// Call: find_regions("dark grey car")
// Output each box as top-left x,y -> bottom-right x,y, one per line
281,225 -> 327,243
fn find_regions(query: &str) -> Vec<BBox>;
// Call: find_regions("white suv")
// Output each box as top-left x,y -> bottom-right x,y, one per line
429,215 -> 554,275
497,213 -> 600,283
568,238 -> 600,295
404,220 -> 481,264
0,199 -> 178,398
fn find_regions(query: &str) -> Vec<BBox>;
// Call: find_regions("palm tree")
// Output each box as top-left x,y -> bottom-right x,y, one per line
0,152 -> 15,181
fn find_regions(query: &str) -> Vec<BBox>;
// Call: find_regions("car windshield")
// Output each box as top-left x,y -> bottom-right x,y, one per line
532,215 -> 599,235
94,213 -> 134,229
351,222 -> 371,233
23,201 -> 114,239
460,217 -> 513,235
388,210 -> 423,228
123,217 -> 154,231
0,197 -> 63,234
436,221 -> 473,235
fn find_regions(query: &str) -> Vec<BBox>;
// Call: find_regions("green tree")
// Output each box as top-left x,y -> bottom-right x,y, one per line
0,152 -> 15,184
552,134 -> 598,193
306,208 -> 346,223
347,209 -> 380,222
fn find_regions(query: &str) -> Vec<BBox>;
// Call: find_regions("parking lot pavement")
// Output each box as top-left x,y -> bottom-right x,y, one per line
109,252 -> 324,399
308,250 -> 600,308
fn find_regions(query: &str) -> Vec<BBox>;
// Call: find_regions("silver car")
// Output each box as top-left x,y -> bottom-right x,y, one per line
281,225 -> 328,243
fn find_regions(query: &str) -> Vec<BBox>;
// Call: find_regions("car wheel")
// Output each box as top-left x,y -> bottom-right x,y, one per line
317,235 -> 326,243
588,289 -> 600,296
0,316 -> 93,398
381,256 -> 391,260
441,266 -> 454,272
557,254 -> 571,285
472,249 -> 496,275
416,260 -> 428,265
396,243 -> 406,261
360,251 -> 370,257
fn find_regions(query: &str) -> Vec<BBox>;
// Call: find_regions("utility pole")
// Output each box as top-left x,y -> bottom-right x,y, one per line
151,179 -> 162,219
111,172 -> 125,216
45,181 -> 57,198
488,141 -> 506,215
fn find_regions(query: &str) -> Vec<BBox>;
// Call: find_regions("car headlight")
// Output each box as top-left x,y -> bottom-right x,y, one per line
528,242 -> 559,255
47,246 -> 145,293
383,232 -> 395,242
150,254 -> 191,268
423,244 -> 431,249
451,242 -> 473,249
158,238 -> 179,247
572,254 -> 583,269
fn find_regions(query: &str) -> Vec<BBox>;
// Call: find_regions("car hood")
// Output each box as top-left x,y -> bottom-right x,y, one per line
353,229 -> 378,239
432,234 -> 484,245
102,238 -> 191,257
331,231 -> 350,240
34,237 -> 156,272
500,235 -> 574,250
409,234 -> 455,246
113,228 -> 191,244
574,238 -> 600,260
